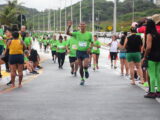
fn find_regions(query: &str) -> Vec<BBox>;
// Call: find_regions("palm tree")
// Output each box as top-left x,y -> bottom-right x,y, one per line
0,0 -> 25,26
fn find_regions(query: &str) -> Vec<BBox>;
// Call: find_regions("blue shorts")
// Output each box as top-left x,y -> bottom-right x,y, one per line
77,51 -> 89,60
9,54 -> 24,65
120,52 -> 126,59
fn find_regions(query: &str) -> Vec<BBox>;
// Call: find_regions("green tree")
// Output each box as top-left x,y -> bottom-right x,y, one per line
0,0 -> 25,26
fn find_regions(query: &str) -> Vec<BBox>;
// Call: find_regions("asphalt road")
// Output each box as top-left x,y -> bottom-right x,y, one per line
0,46 -> 160,120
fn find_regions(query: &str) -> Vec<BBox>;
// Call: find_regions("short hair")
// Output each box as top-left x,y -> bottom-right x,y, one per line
130,27 -> 137,33
12,31 -> 19,39
94,35 -> 98,38
59,35 -> 63,40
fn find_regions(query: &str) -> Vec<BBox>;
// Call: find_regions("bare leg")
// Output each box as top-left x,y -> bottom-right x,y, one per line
17,64 -> 24,88
10,65 -> 17,88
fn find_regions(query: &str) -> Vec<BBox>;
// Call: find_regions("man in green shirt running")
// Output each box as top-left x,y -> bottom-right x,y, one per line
67,36 -> 78,76
67,21 -> 93,85
50,35 -> 57,63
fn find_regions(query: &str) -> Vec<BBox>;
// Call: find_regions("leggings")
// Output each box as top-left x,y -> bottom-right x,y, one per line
148,61 -> 160,93
57,53 -> 65,67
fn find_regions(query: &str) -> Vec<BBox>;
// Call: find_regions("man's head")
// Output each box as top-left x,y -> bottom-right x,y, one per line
53,35 -> 56,40
79,22 -> 86,32
21,26 -> 26,32
5,27 -> 12,37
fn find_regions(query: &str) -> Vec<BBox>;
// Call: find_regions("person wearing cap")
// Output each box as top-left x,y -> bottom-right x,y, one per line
133,14 -> 160,34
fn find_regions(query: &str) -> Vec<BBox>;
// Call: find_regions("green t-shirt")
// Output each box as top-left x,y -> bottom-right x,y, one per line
24,56 -> 29,62
92,40 -> 101,54
43,40 -> 48,45
67,37 -> 78,57
72,31 -> 93,51
56,41 -> 66,53
50,40 -> 57,51
24,37 -> 32,46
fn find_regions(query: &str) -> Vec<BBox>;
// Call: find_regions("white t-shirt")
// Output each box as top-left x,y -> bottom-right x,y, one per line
110,41 -> 118,52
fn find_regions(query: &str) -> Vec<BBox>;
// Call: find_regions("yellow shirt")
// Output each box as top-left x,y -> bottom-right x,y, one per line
9,39 -> 23,55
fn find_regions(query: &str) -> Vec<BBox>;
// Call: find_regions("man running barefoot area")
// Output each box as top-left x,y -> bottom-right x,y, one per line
67,21 -> 93,85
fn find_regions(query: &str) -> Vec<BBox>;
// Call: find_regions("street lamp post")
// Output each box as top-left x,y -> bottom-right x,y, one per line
60,0 -> 62,32
43,11 -> 45,32
132,0 -> 135,22
71,0 -> 73,31
92,0 -> 95,35
113,0 -> 117,34
54,10 -> 56,33
80,0 -> 82,23
65,0 -> 67,32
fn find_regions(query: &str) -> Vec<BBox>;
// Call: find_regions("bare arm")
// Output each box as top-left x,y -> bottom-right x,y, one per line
144,34 -> 152,59
66,21 -> 72,36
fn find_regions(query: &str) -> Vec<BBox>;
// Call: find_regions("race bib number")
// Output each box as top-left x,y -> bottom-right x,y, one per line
72,45 -> 77,50
79,41 -> 87,47
58,45 -> 64,49
93,47 -> 98,50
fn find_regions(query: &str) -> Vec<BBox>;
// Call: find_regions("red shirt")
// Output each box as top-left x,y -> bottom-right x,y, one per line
137,25 -> 160,34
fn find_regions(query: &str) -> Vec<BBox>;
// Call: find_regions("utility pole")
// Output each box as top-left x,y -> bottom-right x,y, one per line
71,0 -> 73,31
43,11 -> 45,32
80,0 -> 82,23
54,10 -> 56,33
92,0 -> 95,35
65,0 -> 67,32
113,0 -> 117,34
132,0 -> 135,22
60,0 -> 62,32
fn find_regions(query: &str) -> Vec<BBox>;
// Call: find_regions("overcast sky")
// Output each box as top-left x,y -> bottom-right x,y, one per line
0,0 -> 123,11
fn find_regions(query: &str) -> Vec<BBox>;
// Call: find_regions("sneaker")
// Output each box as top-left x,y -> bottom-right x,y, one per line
93,68 -> 95,71
37,66 -> 43,69
156,92 -> 160,98
114,66 -> 117,69
80,79 -> 85,86
74,72 -> 77,77
85,71 -> 89,79
144,92 -> 157,99
7,80 -> 12,86
0,74 -> 2,78
32,71 -> 39,74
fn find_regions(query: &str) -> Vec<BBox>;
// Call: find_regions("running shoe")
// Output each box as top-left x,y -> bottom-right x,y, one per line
80,79 -> 85,86
85,70 -> 89,79
93,68 -> 95,71
114,66 -> 117,69
156,92 -> 160,98
32,71 -> 39,74
74,72 -> 77,77
0,74 -> 2,78
144,92 -> 157,99
7,80 -> 12,86
37,66 -> 43,69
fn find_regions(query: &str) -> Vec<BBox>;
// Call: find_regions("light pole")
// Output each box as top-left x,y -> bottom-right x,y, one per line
48,9 -> 51,31
65,0 -> 67,32
132,0 -> 135,22
92,0 -> 95,35
54,10 -> 56,33
71,0 -> 73,31
43,11 -> 45,32
113,0 -> 117,34
60,0 -> 62,32
32,10 -> 35,31
80,0 -> 82,23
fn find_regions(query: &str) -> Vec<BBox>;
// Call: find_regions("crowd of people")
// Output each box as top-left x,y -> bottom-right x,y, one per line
0,14 -> 160,99
0,26 -> 42,88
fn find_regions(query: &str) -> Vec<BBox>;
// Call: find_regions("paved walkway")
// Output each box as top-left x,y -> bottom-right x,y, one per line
0,44 -> 160,120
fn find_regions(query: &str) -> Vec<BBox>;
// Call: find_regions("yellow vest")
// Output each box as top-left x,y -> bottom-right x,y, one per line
9,39 -> 23,55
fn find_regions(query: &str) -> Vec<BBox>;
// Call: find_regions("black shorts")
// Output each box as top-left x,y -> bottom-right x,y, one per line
77,51 -> 89,60
9,54 -> 24,65
110,52 -> 118,60
52,51 -> 57,56
69,57 -> 77,63
92,53 -> 100,56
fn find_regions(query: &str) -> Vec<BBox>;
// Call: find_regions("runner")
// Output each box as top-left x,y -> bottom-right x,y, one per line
91,35 -> 101,71
56,36 -> 66,69
50,35 -> 57,63
7,31 -> 26,88
24,32 -> 32,51
67,21 -> 93,85
67,36 -> 78,76
107,35 -> 118,69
